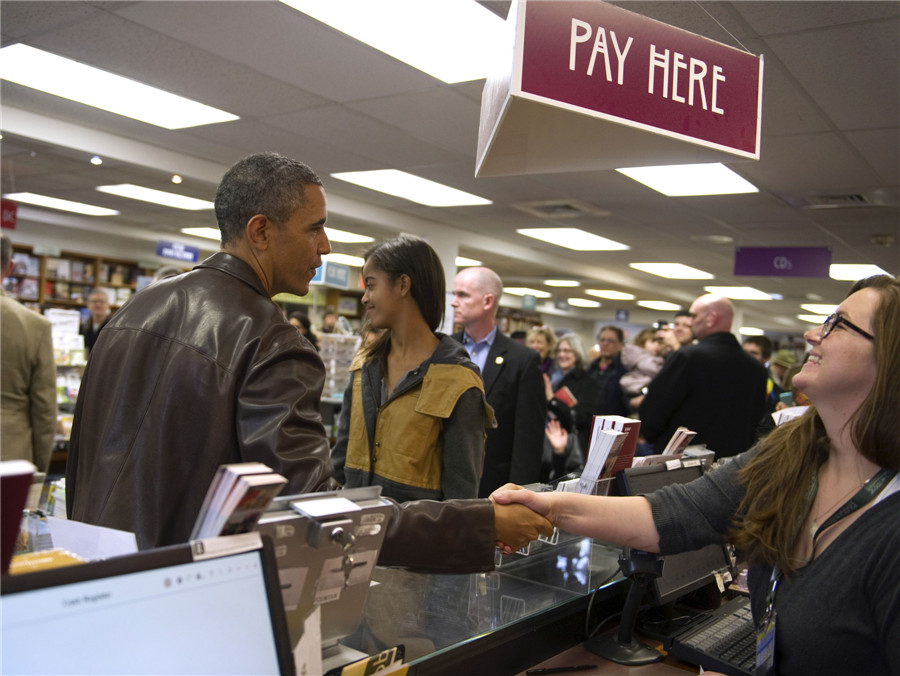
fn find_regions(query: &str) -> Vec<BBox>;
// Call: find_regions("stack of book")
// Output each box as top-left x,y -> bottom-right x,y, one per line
190,463 -> 287,540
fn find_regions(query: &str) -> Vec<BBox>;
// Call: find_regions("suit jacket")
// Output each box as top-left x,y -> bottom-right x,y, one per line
639,332 -> 768,458
80,315 -> 110,352
454,330 -> 546,496
0,294 -> 57,470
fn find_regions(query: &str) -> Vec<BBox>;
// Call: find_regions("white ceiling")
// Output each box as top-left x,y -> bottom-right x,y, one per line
1,0 -> 898,334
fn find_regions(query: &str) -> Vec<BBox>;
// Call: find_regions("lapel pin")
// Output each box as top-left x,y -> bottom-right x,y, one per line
495,356 -> 504,365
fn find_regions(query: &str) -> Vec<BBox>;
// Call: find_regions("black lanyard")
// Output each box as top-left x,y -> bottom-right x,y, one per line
766,467 -> 897,611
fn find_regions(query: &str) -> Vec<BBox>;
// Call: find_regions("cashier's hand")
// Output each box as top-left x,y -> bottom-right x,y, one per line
489,484 -> 553,554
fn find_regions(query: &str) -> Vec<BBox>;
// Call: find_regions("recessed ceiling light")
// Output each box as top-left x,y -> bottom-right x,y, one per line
637,300 -> 682,311
568,298 -> 601,308
630,263 -> 714,279
181,227 -> 220,241
517,228 -> 629,251
323,253 -> 365,267
703,286 -> 772,300
171,175 -> 183,185
503,287 -> 552,299
801,303 -> 838,315
90,155 -> 103,166
739,327 -> 765,336
455,256 -> 482,267
797,314 -> 829,324
96,184 -> 214,210
4,191 -> 118,216
325,227 -> 374,244
585,289 -> 636,301
330,169 -> 491,207
616,163 -> 758,196
545,279 -> 579,287
829,263 -> 890,281
0,44 -> 239,129
279,0 -> 504,83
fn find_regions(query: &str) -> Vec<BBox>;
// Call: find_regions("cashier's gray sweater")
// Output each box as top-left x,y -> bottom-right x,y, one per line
644,450 -> 900,675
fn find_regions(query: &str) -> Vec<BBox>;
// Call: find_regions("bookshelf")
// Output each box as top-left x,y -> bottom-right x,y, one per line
3,244 -> 165,311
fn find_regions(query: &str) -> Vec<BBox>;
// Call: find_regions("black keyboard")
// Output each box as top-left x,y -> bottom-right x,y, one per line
666,596 -> 756,676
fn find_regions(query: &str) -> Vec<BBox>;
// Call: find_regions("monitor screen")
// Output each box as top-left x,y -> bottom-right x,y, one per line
617,462 -> 731,605
1,534 -> 293,676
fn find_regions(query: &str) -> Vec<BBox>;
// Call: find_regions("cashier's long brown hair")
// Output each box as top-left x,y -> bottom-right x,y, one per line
729,275 -> 900,575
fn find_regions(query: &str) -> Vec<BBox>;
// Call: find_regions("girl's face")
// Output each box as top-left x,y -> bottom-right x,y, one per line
792,287 -> 879,412
556,340 -> 576,371
527,334 -> 551,360
361,261 -> 403,330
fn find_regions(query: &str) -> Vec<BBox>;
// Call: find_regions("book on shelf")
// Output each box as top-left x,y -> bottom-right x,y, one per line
552,385 -> 578,407
12,252 -> 40,277
70,260 -> 85,282
18,278 -> 39,299
190,463 -> 288,540
589,414 -> 641,475
663,426 -> 697,455
115,287 -> 133,304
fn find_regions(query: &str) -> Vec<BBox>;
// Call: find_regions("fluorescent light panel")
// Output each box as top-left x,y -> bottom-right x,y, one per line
704,286 -> 772,300
637,300 -> 682,311
325,227 -> 374,244
279,0 -> 504,83
586,289 -> 635,300
455,256 -> 482,267
0,44 -> 238,129
545,279 -> 579,287
616,163 -> 758,196
568,298 -> 601,308
801,303 -> 838,315
630,263 -> 713,279
829,263 -> 890,281
323,253 -> 365,267
4,191 -> 118,216
739,327 -> 765,336
798,314 -> 829,324
517,228 -> 629,251
181,227 -> 220,241
503,287 -> 552,299
330,170 -> 491,207
96,184 -> 214,211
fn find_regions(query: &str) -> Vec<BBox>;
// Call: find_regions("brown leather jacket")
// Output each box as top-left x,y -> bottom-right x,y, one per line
67,253 -> 494,573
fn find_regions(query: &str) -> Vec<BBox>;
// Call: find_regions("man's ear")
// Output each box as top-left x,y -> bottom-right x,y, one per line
246,214 -> 270,250
483,293 -> 495,311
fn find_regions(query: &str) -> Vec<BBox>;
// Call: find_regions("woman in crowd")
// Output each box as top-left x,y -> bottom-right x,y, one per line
495,275 -> 900,675
619,326 -> 666,410
526,325 -> 557,377
544,333 -> 596,454
331,236 -> 494,503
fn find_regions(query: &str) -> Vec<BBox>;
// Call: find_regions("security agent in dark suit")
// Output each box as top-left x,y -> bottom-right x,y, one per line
451,267 -> 546,497
639,294 -> 768,458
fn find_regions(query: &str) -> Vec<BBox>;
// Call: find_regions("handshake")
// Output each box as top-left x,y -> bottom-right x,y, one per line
489,484 -> 555,555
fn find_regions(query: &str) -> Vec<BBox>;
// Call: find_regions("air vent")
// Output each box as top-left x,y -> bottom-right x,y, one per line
512,200 -> 610,219
779,189 -> 898,210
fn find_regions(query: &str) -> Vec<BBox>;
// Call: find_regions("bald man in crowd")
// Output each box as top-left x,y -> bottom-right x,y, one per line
638,294 -> 767,458
451,267 -> 546,496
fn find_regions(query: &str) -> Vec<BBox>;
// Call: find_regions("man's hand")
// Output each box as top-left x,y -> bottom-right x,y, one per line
489,484 -> 553,553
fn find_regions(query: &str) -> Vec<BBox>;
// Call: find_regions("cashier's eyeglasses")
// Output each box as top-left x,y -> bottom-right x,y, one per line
821,312 -> 874,341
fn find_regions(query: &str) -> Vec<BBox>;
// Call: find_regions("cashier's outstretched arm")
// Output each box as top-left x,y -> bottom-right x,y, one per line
491,488 -> 661,553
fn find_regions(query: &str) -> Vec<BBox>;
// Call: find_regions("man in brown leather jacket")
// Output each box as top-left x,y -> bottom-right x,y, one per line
66,153 -> 549,571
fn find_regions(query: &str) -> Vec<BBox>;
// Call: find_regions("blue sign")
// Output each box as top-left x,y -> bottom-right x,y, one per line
156,241 -> 199,263
312,262 -> 352,289
522,294 -> 537,311
616,309 -> 629,322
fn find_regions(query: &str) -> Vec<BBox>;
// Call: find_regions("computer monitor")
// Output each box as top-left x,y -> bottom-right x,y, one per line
1,532 -> 294,676
616,462 -> 731,606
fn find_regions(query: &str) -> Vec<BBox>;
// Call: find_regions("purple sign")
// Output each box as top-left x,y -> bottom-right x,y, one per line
734,247 -> 831,277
